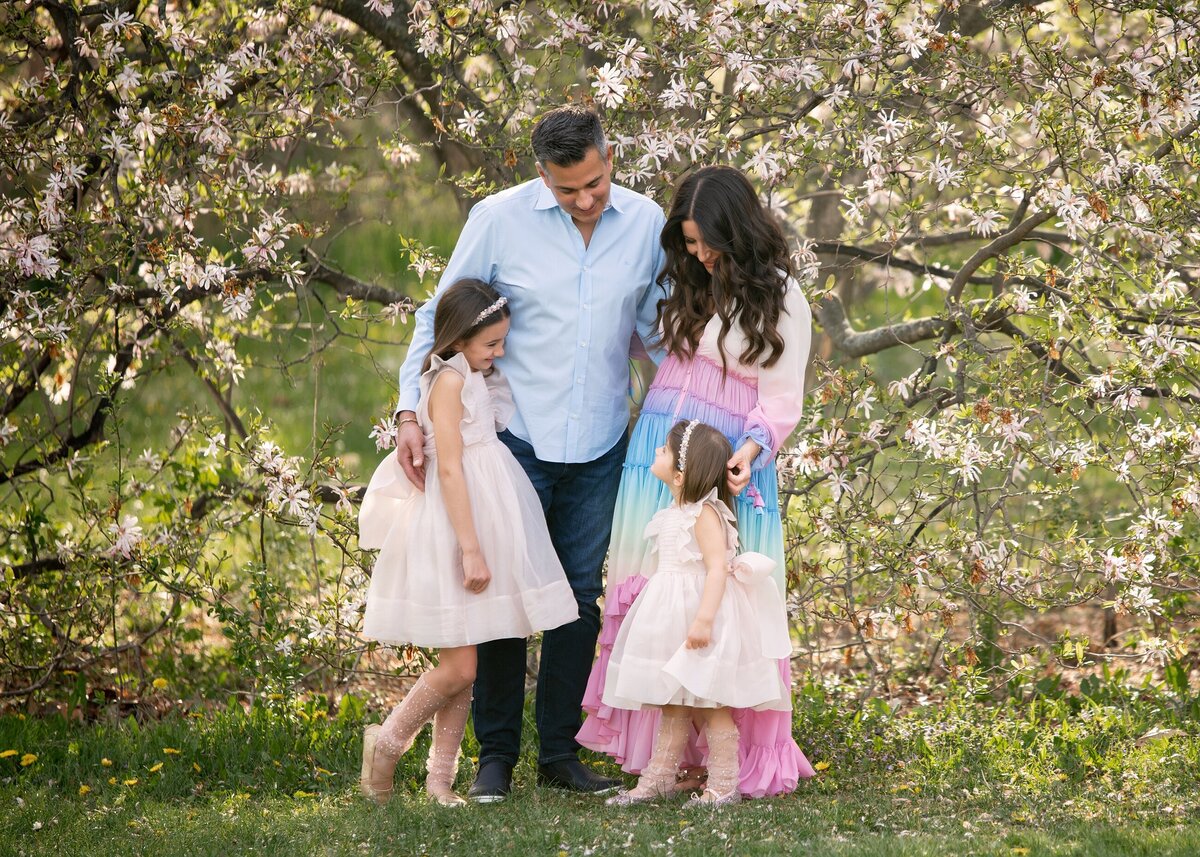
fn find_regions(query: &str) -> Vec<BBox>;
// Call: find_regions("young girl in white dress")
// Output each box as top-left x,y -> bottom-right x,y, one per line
603,419 -> 792,806
357,278 -> 578,806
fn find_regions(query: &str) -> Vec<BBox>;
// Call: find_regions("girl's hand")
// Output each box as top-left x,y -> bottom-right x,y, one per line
685,617 -> 713,649
462,549 -> 492,594
726,440 -> 761,496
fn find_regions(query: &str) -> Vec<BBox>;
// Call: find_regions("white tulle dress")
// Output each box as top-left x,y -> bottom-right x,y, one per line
602,490 -> 792,711
358,352 -> 578,648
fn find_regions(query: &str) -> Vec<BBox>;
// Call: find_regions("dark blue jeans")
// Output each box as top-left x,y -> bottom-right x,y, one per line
473,429 -> 627,766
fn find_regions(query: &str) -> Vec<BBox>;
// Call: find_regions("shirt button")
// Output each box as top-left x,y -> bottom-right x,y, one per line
583,266 -> 590,272
579,340 -> 588,347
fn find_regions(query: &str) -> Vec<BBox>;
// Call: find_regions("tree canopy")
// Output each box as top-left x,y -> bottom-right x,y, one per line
1,0 -> 1198,702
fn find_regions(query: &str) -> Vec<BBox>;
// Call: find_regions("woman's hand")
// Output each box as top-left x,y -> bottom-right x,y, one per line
462,548 -> 492,594
685,617 -> 713,649
726,439 -> 761,496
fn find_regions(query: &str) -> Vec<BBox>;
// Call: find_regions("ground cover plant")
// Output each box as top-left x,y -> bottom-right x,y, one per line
3,676 -> 1199,856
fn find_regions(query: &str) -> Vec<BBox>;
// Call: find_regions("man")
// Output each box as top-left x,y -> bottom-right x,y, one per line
393,105 -> 666,801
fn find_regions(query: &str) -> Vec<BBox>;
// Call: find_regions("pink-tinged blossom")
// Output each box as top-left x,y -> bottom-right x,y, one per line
201,432 -> 226,458
592,63 -> 627,109
12,234 -> 61,278
369,418 -> 397,451
995,413 -> 1032,446
744,144 -> 783,184
970,209 -> 1004,236
204,63 -> 235,100
133,106 -> 162,147
366,0 -> 395,17
455,109 -> 484,139
113,64 -> 142,99
107,515 -> 144,559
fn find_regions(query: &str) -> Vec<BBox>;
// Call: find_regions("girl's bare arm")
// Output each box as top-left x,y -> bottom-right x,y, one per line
428,373 -> 490,593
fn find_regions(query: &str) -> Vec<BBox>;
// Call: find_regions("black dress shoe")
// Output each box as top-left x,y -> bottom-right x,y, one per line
468,760 -> 513,803
536,758 -> 621,794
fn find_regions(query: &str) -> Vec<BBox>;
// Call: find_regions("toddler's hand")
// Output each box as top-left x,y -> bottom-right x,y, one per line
462,549 -> 492,594
685,618 -> 712,649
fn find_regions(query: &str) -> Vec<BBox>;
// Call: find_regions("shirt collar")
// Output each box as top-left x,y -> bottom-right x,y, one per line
533,180 -> 624,214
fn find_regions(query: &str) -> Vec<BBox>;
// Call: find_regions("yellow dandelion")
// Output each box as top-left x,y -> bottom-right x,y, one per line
193,762 -> 202,773
293,790 -> 315,799
149,762 -> 163,773
101,758 -> 113,767
163,748 -> 180,755
0,749 -> 17,759
814,761 -> 831,772
79,785 -> 91,796
20,753 -> 37,767
123,778 -> 139,786
108,776 -> 117,785
1011,849 -> 1030,856
152,677 -> 169,689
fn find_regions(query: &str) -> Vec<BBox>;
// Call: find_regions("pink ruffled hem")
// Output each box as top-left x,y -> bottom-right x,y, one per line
579,575 -> 816,797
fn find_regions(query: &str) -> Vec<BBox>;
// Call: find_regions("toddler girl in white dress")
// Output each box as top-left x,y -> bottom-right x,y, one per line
358,279 -> 578,805
603,419 -> 791,806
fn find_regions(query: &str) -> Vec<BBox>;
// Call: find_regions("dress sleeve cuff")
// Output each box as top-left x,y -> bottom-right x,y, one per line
737,423 -> 776,471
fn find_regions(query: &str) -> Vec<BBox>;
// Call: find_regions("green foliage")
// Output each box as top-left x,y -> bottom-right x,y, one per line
2,684 -> 1199,855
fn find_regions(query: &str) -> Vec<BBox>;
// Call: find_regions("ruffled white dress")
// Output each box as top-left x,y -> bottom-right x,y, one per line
358,352 -> 578,648
602,491 -> 792,712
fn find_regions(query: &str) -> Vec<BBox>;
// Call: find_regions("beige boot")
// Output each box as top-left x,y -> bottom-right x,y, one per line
361,674 -> 450,804
691,724 -> 741,807
425,686 -> 471,807
607,711 -> 690,806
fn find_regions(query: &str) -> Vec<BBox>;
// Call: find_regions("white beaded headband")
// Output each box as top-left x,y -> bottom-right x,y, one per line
677,419 -> 701,473
473,296 -> 508,326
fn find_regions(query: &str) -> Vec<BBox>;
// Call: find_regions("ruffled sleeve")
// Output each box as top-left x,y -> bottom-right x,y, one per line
419,352 -> 477,426
482,366 -> 516,431
739,280 -> 813,471
673,489 -> 739,566
642,508 -> 669,555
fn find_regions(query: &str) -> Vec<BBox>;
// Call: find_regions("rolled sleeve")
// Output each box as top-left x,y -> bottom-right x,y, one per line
395,204 -> 498,414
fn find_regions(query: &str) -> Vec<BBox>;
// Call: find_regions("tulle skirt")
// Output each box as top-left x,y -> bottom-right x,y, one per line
359,442 -> 578,649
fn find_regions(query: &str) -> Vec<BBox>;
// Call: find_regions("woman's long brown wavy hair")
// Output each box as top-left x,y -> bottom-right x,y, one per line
656,165 -> 792,371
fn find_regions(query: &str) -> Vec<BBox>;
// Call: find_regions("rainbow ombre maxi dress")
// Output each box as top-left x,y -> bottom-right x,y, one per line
578,281 -> 817,798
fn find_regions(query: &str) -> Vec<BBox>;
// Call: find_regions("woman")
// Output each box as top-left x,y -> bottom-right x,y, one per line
577,165 -> 816,798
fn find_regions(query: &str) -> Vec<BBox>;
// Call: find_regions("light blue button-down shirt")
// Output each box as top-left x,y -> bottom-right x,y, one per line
397,178 -> 667,463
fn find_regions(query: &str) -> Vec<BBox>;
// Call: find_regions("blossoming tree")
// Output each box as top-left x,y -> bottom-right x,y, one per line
2,0 -> 1197,702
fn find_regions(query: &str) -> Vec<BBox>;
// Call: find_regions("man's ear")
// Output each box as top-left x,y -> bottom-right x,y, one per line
537,161 -> 550,186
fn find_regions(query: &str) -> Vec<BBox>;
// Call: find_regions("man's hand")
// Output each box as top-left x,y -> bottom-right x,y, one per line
726,439 -> 761,496
462,548 -> 492,594
395,412 -> 426,491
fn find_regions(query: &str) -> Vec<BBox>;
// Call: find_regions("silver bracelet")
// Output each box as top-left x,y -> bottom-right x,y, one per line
396,417 -> 418,428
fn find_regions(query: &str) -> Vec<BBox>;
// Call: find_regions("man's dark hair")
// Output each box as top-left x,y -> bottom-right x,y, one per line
531,105 -> 607,168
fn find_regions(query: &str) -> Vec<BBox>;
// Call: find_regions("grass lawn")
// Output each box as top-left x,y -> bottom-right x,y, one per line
2,687 -> 1198,857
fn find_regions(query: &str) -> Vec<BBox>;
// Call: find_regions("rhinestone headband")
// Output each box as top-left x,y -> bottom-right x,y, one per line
677,419 -> 701,473
473,296 -> 508,326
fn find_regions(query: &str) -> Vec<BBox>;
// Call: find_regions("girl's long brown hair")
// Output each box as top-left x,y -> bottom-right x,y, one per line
667,420 -> 733,510
421,279 -> 511,373
656,166 -> 792,372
